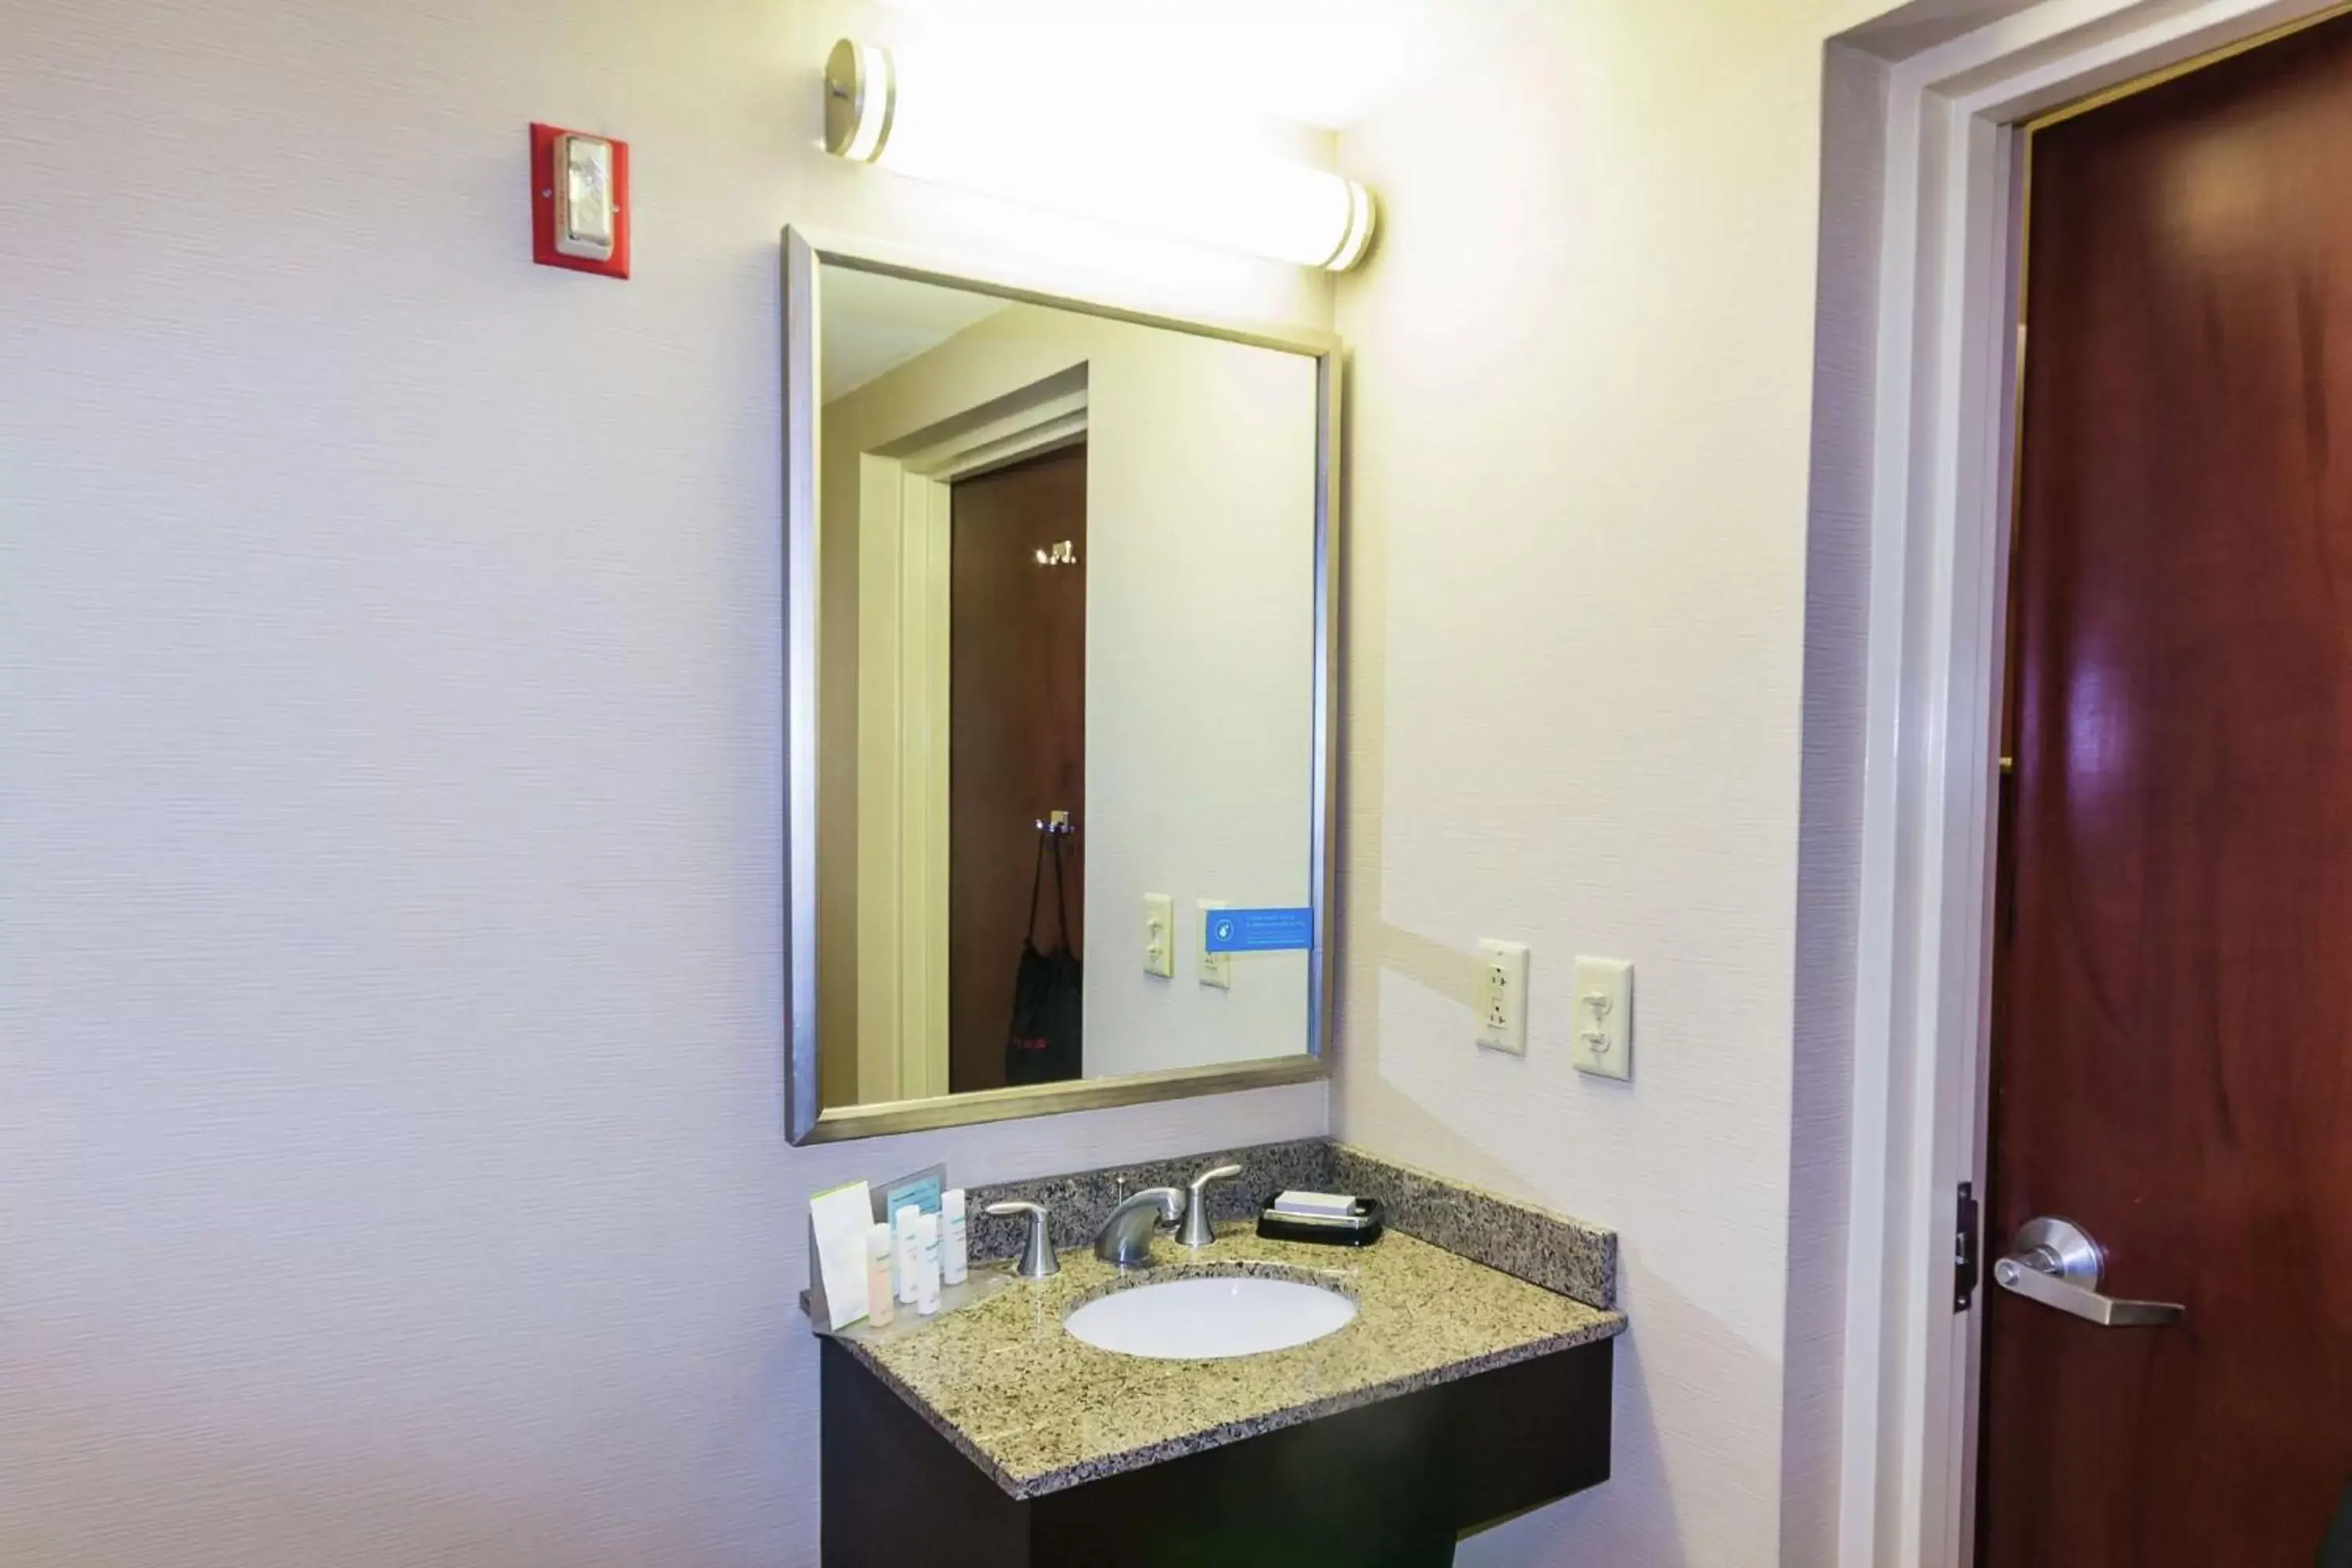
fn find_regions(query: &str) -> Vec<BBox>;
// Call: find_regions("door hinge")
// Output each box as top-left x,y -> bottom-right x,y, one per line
1953,1181 -> 1981,1312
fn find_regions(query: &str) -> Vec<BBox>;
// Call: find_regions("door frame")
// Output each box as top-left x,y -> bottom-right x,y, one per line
1837,1 -> 2350,1563
854,379 -> 1088,1104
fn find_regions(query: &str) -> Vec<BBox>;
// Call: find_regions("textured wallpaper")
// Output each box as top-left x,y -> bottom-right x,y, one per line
1329,2 -> 1883,1563
2,0 -> 1900,1560
0,1 -> 1327,1562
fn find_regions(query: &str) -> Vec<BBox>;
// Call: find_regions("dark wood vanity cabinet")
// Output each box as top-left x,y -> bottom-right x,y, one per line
819,1337 -> 1613,1567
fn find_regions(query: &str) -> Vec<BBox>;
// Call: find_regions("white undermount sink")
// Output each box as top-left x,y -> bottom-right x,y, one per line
1064,1275 -> 1358,1360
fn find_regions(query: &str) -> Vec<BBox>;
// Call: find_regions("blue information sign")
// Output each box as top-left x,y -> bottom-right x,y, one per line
1202,906 -> 1314,954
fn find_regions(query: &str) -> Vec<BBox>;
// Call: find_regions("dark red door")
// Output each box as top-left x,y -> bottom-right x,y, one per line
1982,16 -> 2352,1563
946,445 -> 1086,1094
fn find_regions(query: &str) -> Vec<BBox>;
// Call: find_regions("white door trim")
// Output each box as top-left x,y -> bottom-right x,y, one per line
899,386 -> 1088,484
853,380 -> 1088,1102
1838,2 -> 2345,1564
854,456 -> 951,1104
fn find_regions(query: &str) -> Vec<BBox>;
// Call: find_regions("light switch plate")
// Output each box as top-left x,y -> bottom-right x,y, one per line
1143,893 -> 1174,978
1475,938 -> 1529,1054
1570,956 -> 1633,1080
1198,900 -> 1231,989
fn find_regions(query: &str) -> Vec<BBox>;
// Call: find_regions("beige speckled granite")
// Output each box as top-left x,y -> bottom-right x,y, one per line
960,1138 -> 1617,1311
822,1222 -> 1624,1498
1333,1144 -> 1619,1309
964,1136 -> 1330,1269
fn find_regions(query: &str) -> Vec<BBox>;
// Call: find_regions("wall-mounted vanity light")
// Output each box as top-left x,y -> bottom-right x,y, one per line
822,39 -> 1377,273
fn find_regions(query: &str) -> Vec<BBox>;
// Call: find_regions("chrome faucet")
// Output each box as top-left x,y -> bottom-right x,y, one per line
984,1200 -> 1059,1279
1093,1186 -> 1185,1269
1176,1163 -> 1243,1248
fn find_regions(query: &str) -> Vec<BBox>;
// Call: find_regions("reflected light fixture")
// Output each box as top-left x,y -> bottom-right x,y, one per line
822,38 -> 1377,273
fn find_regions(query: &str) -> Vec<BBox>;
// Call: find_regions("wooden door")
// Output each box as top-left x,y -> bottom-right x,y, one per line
946,446 -> 1086,1094
1982,17 -> 2352,1563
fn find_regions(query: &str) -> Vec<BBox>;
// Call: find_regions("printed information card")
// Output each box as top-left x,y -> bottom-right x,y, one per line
1202,906 -> 1315,954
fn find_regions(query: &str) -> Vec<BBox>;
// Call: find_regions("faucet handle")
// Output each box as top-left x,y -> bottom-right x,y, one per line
1178,1163 -> 1245,1248
984,1200 -> 1058,1279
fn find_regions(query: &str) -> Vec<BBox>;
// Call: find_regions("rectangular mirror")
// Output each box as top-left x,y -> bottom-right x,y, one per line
783,228 -> 1338,1143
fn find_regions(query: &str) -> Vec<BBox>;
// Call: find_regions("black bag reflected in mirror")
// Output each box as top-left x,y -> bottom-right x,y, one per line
1005,832 -> 1081,1086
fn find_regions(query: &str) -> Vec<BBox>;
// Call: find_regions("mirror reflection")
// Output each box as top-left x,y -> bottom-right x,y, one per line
811,258 -> 1327,1112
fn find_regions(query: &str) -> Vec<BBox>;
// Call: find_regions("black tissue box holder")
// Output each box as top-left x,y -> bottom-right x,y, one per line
1254,1193 -> 1385,1247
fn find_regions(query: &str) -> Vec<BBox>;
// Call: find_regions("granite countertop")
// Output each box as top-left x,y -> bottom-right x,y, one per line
821,1221 -> 1626,1498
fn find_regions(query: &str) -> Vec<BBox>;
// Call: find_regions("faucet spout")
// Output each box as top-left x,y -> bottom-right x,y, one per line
1093,1187 -> 1185,1269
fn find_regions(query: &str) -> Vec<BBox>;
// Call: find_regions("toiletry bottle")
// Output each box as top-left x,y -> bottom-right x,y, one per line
864,1222 -> 895,1329
894,1204 -> 921,1306
942,1189 -> 968,1287
916,1214 -> 942,1316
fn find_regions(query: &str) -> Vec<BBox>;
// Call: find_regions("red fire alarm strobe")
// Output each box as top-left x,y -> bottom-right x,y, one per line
531,122 -> 629,278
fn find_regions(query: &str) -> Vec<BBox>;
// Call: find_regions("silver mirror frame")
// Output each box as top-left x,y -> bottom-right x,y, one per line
782,225 -> 1341,1144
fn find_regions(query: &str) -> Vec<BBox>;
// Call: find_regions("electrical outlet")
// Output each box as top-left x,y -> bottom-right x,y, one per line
1143,893 -> 1174,978
1475,939 -> 1529,1054
1570,956 -> 1633,1080
1197,900 -> 1231,989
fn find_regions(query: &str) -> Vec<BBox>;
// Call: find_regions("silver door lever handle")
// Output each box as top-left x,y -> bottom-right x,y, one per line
1991,1216 -> 2184,1328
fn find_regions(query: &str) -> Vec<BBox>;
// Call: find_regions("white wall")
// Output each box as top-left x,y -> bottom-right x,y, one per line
0,2 -> 1330,1564
0,0 -> 1934,1558
818,300 -> 1318,1091
1077,322 -> 1318,1076
1330,2 -> 1885,1563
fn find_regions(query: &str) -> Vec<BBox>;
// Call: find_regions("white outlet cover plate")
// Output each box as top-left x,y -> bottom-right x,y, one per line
1198,900 -> 1231,989
1475,938 -> 1529,1055
1570,956 -> 1632,1080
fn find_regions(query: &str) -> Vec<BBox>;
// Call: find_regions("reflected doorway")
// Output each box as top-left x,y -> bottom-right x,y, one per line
948,445 -> 1086,1092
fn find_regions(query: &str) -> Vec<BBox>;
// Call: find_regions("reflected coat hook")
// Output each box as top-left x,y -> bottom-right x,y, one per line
1035,810 -> 1076,836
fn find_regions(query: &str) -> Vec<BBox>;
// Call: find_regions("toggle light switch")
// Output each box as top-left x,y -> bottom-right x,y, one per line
529,122 -> 630,278
1570,956 -> 1633,1080
554,132 -> 616,260
1143,893 -> 1174,978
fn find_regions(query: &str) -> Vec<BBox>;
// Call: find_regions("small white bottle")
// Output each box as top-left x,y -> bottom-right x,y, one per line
941,1189 -> 969,1287
864,1222 -> 895,1330
894,1204 -> 922,1306
916,1213 -> 942,1316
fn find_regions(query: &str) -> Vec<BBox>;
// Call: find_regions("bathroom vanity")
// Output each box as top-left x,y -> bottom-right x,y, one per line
811,1140 -> 1625,1567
